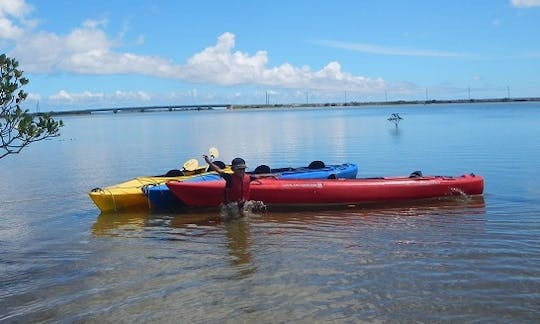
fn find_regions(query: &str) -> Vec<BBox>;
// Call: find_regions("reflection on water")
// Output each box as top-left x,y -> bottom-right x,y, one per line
247,196 -> 486,227
93,196 -> 486,236
224,219 -> 252,267
92,212 -> 150,236
388,126 -> 402,138
92,211 -> 220,236
93,209 -> 254,267
92,197 -> 485,275
92,197 -> 486,278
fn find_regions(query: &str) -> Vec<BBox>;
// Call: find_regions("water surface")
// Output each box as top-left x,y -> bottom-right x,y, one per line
1,103 -> 539,322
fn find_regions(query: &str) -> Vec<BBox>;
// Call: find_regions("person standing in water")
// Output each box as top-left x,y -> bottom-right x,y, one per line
204,156 -> 253,218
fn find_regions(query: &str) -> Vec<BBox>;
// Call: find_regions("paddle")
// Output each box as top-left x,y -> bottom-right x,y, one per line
161,148 -> 217,177
208,147 -> 219,160
182,148 -> 219,170
204,147 -> 230,173
182,158 -> 200,172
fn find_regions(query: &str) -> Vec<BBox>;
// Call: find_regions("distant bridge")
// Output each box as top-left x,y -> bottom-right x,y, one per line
46,104 -> 232,116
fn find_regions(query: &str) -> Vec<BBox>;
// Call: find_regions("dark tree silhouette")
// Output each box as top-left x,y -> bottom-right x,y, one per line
1,54 -> 63,159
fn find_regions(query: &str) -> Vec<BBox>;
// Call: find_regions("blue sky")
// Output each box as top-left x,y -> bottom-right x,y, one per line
2,0 -> 540,111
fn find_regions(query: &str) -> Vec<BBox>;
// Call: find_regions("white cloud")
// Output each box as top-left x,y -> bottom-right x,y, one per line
82,18 -> 107,29
114,90 -> 151,101
49,90 -> 77,102
511,0 -> 540,7
0,0 -> 32,39
0,0 -> 31,18
0,17 -> 23,38
135,34 -> 144,45
26,92 -> 41,102
314,39 -> 467,58
9,19 -> 181,77
181,32 -> 268,84
11,23 -> 388,93
11,31 -> 64,72
49,89 -> 152,107
179,33 -> 387,92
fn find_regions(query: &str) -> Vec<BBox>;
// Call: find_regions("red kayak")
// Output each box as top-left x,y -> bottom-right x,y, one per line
166,173 -> 484,207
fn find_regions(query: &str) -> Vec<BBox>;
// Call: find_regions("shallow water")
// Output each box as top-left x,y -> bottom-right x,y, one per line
1,103 -> 539,322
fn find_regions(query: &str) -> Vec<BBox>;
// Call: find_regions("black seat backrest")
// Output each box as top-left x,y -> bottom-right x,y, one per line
254,164 -> 271,174
308,160 -> 325,169
164,169 -> 184,177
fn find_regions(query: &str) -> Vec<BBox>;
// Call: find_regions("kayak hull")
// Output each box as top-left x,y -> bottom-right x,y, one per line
88,167 -> 207,213
144,173 -> 222,211
147,163 -> 358,211
166,174 -> 484,208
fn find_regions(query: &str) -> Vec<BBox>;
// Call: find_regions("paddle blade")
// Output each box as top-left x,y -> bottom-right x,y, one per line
209,147 -> 219,159
183,159 -> 199,171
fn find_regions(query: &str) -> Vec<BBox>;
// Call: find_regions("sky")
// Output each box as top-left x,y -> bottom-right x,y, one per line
2,0 -> 540,111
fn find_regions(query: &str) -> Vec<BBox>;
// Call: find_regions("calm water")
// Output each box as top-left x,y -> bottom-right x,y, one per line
1,103 -> 539,322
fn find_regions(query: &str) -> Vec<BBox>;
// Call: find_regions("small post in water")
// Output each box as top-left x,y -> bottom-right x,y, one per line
388,113 -> 403,128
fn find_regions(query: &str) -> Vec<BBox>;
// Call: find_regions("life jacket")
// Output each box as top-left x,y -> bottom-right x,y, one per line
225,173 -> 251,203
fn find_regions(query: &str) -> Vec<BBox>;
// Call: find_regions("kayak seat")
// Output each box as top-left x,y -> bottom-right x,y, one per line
308,160 -> 326,169
207,160 -> 226,172
163,169 -> 184,177
328,174 -> 337,179
409,170 -> 423,178
254,164 -> 271,174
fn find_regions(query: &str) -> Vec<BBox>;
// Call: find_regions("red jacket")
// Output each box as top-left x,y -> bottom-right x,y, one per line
223,173 -> 251,203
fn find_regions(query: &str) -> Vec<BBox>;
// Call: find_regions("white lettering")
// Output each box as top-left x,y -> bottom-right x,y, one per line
281,183 -> 323,189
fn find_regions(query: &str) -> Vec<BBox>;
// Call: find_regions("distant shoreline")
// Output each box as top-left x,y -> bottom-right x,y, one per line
37,96 -> 540,117
233,96 -> 540,109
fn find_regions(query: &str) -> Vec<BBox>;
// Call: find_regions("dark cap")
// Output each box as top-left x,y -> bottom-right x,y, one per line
231,157 -> 247,169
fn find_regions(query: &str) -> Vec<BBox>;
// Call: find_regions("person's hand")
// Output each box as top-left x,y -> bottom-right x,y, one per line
203,155 -> 210,163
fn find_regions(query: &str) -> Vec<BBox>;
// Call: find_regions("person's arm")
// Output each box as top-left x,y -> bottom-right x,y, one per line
204,155 -> 226,175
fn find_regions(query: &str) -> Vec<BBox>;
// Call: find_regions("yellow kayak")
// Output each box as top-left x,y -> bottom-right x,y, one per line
89,167 -> 208,213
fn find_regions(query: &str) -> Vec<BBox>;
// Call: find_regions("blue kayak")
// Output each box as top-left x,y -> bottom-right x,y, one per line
144,162 -> 358,211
